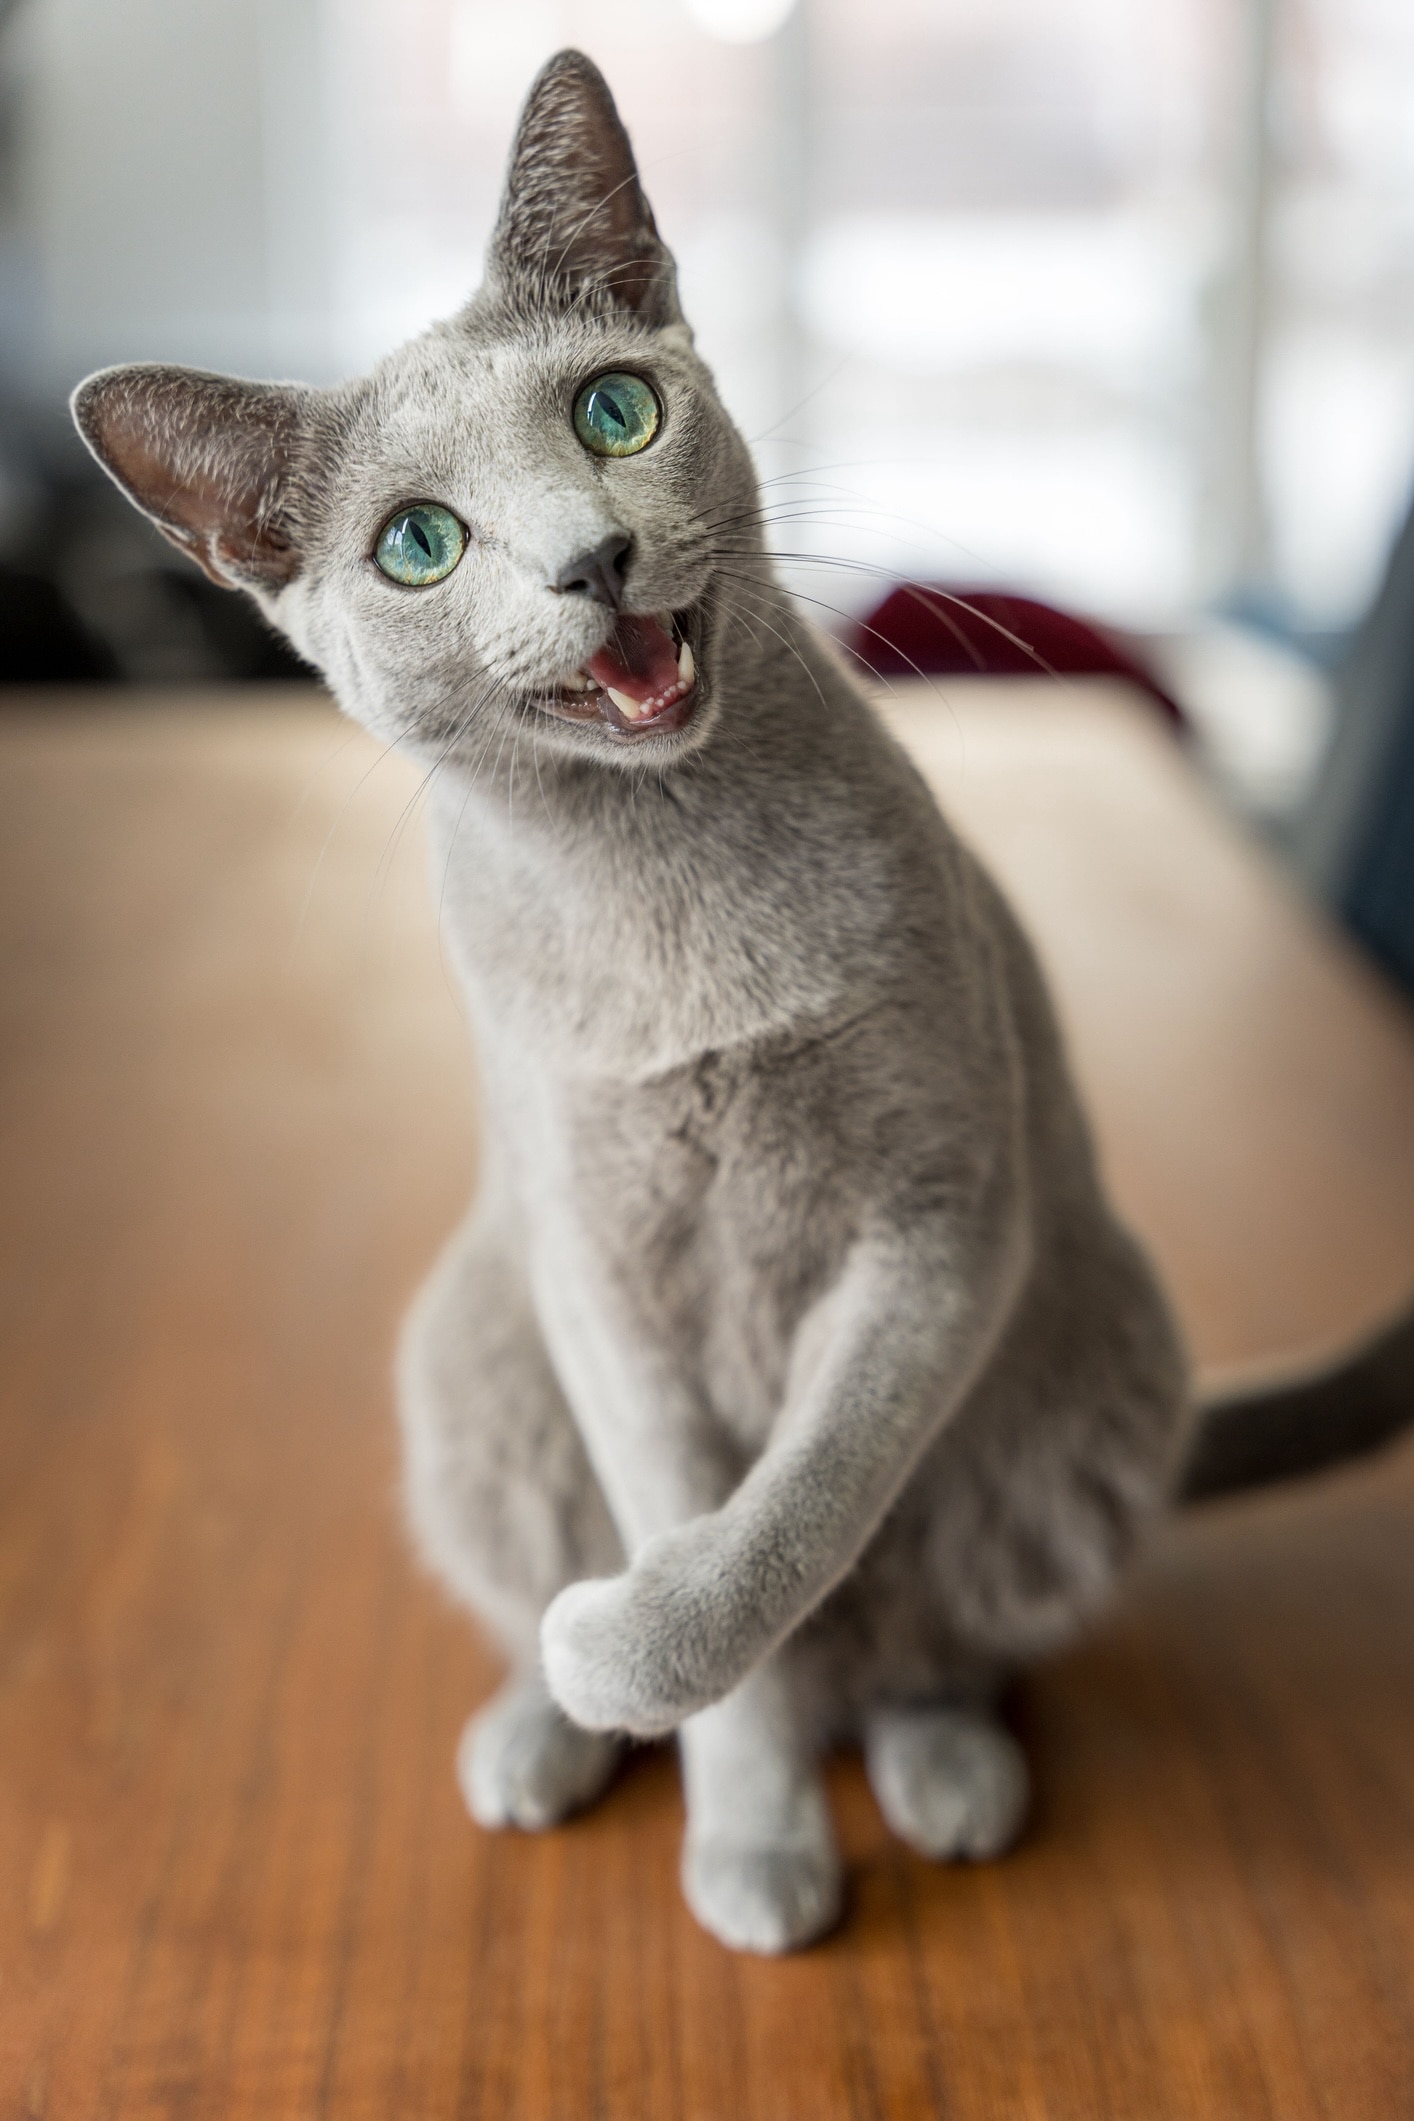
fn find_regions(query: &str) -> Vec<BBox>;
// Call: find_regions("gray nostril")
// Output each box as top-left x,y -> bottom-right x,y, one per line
554,532 -> 632,610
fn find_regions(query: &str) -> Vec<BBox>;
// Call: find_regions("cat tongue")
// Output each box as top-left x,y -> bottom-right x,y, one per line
585,612 -> 680,705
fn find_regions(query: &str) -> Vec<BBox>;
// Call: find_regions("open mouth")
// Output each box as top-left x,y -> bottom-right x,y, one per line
547,609 -> 699,739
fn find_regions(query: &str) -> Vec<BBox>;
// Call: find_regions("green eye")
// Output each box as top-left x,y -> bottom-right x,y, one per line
374,503 -> 466,586
573,372 -> 660,458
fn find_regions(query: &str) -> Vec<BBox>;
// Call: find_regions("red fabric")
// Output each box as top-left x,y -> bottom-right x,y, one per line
848,585 -> 1184,728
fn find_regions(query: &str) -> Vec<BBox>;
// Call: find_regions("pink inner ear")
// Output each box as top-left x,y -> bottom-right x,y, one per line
100,417 -> 228,552
75,366 -> 302,590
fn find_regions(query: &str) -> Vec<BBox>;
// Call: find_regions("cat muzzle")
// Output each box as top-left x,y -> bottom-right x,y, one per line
557,609 -> 699,737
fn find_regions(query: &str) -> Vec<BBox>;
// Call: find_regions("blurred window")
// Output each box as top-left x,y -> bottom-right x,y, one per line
11,0 -> 1414,632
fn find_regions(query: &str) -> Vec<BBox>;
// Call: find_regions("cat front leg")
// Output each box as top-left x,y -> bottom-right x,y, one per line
529,1221 -> 845,1951
679,1658 -> 841,1954
541,1218 -> 1027,1735
526,1213 -> 744,1561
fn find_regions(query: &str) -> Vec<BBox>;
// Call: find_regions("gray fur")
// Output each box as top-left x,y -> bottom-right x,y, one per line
459,1672 -> 623,1832
73,50 -> 1195,1954
866,1705 -> 1030,1860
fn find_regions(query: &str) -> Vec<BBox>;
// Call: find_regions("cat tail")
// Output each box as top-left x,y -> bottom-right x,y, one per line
1178,1297 -> 1414,1503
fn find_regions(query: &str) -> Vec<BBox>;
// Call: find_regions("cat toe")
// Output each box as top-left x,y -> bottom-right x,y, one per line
458,1677 -> 623,1832
682,1833 -> 843,1955
866,1705 -> 1030,1862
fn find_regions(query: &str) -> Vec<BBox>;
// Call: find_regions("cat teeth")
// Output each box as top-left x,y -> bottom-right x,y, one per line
602,644 -> 695,726
563,669 -> 599,693
606,685 -> 647,720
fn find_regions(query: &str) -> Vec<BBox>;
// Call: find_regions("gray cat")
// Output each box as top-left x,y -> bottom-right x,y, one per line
73,51 -> 1414,1955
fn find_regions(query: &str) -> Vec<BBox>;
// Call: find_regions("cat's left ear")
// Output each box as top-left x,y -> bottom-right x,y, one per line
72,364 -> 313,591
487,50 -> 683,330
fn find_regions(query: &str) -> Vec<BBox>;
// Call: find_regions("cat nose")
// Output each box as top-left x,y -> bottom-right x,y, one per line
554,532 -> 632,610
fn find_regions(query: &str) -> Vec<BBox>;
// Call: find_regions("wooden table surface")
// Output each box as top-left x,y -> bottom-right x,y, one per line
3,680 -> 1414,2120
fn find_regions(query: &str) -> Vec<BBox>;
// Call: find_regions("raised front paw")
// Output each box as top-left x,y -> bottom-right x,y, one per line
540,1573 -> 690,1735
540,1533 -> 749,1736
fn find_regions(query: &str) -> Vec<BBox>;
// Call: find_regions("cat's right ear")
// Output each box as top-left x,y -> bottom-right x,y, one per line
487,50 -> 683,330
71,364 -> 312,591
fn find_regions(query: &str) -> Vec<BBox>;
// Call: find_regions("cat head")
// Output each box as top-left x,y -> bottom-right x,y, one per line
71,51 -> 764,767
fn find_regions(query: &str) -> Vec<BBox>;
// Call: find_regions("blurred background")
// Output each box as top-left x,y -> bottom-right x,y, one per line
0,0 -> 1412,983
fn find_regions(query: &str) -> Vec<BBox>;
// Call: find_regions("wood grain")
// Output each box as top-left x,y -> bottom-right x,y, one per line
2,682 -> 1413,2120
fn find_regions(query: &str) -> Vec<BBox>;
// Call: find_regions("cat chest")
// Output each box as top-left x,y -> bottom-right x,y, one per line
555,1054 -> 857,1438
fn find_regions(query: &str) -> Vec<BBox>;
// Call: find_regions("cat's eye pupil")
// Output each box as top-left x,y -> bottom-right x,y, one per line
573,372 -> 660,458
374,503 -> 466,587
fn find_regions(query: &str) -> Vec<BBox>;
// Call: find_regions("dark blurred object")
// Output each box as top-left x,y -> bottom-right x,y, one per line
849,584 -> 1185,727
1296,496 -> 1414,997
0,543 -> 310,688
66,555 -> 314,685
0,563 -> 118,681
172,572 -> 313,681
